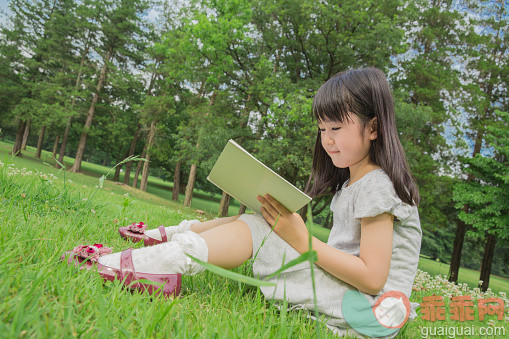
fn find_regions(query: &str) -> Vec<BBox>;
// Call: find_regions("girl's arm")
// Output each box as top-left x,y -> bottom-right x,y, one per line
257,194 -> 393,295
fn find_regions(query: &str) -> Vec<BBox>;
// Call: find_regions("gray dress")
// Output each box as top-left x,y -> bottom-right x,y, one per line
238,169 -> 422,337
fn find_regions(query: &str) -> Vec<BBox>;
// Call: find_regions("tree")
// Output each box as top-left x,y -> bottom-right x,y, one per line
57,1 -> 98,168
2,0 -> 66,156
448,0 -> 507,283
453,111 -> 508,291
70,0 -> 150,172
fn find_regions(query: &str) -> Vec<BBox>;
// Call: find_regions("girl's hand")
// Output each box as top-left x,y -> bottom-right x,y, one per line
257,194 -> 309,250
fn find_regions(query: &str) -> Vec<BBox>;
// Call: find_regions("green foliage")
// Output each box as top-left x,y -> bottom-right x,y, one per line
0,0 -> 507,290
453,111 -> 509,240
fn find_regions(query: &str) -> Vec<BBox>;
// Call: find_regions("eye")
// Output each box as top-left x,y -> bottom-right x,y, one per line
332,127 -> 341,131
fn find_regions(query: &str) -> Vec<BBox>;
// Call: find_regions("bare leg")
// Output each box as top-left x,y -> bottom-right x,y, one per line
191,215 -> 240,234
143,215 -> 242,242
100,219 -> 252,274
198,219 -> 252,269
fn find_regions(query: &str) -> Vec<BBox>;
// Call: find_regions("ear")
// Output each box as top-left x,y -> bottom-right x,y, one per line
368,117 -> 378,140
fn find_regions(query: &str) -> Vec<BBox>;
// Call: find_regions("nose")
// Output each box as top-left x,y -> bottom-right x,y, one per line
322,131 -> 334,145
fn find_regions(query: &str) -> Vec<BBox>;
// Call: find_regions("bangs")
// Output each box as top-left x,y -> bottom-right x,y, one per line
312,75 -> 357,123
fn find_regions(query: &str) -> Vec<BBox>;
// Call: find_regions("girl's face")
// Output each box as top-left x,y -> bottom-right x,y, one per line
318,114 -> 377,171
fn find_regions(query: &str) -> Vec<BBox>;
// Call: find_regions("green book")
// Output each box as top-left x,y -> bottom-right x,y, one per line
207,140 -> 312,213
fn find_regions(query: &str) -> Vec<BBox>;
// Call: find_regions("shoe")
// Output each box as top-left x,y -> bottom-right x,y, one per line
62,246 -> 181,298
118,223 -> 168,246
119,220 -> 200,247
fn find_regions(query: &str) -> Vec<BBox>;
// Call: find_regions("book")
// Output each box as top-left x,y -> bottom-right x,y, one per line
207,139 -> 312,213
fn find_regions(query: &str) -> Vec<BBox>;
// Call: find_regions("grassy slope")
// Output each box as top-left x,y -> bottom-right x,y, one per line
1,148 -> 332,337
2,140 -> 507,292
1,141 -> 507,337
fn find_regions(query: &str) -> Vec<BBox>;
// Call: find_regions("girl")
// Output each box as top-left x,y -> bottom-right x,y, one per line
67,67 -> 422,337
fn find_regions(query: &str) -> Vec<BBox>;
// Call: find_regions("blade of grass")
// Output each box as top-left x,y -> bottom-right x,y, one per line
306,205 -> 321,334
264,250 -> 318,280
186,254 -> 276,287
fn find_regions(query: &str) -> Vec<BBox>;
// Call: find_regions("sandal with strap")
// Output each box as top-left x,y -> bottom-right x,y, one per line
118,223 -> 168,246
62,247 -> 181,298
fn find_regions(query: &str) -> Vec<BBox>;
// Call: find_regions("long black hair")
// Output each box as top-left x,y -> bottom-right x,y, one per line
306,67 -> 420,206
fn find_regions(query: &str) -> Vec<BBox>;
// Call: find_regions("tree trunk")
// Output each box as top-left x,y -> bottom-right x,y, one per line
184,163 -> 197,207
70,45 -> 114,173
299,203 -> 308,223
172,160 -> 181,201
113,165 -> 122,182
448,218 -> 467,283
87,149 -> 94,163
140,121 -> 157,191
21,119 -> 31,150
324,211 -> 333,229
113,149 -> 129,182
132,147 -> 146,189
234,97 -> 251,216
57,117 -> 72,168
182,91 -> 217,208
57,39 -> 89,169
52,134 -> 60,159
479,232 -> 496,292
12,119 -> 27,156
123,124 -> 141,185
449,130 -> 484,283
218,191 -> 231,217
35,125 -> 46,158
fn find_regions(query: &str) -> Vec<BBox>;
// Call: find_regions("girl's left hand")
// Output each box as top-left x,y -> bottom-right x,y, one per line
257,194 -> 309,250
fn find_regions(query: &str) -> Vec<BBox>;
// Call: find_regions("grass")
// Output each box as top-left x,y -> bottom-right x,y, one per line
1,142 -> 508,337
0,140 -> 243,217
0,154 -> 332,337
418,256 -> 509,295
0,140 -> 329,240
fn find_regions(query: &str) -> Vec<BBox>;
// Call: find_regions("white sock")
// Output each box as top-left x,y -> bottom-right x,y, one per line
144,219 -> 200,241
98,231 -> 208,275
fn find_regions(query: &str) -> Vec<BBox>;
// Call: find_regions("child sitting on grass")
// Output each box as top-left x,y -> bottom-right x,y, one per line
66,67 -> 421,337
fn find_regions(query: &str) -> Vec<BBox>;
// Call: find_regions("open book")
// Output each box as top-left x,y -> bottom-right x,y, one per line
207,140 -> 312,213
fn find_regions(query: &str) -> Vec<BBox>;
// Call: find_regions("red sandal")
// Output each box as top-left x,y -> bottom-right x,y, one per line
62,247 -> 181,298
118,223 -> 168,246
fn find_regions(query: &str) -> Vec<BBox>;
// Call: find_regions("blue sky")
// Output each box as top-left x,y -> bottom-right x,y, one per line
0,0 -> 10,25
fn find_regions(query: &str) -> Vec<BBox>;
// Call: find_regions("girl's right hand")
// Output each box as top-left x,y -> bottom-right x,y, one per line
257,194 -> 309,251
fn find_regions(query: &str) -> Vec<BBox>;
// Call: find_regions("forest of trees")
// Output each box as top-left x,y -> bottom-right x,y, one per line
0,0 -> 506,290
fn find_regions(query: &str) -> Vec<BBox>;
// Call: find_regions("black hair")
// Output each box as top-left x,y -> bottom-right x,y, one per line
306,67 -> 420,206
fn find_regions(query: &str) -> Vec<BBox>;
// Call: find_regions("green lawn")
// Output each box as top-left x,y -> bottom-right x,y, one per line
418,256 -> 509,295
0,140 -> 242,217
2,140 -> 507,293
1,141 -> 507,337
0,140 -> 330,239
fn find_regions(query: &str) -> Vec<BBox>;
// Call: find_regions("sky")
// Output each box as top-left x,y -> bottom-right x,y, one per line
0,0 -> 9,26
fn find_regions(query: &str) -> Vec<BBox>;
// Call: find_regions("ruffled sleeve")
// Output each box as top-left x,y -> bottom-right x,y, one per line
352,171 -> 414,223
